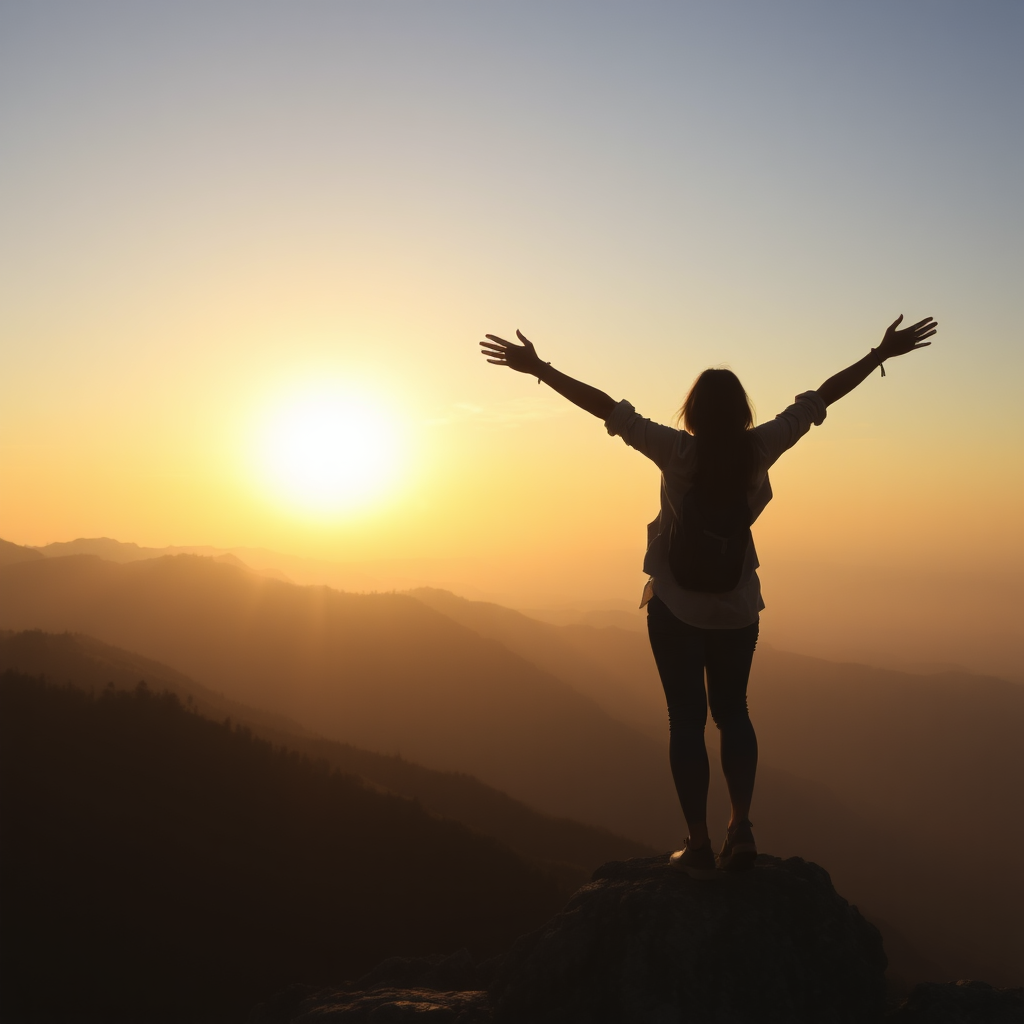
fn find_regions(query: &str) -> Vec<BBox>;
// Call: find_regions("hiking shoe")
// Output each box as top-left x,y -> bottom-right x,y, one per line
669,839 -> 718,880
718,820 -> 757,872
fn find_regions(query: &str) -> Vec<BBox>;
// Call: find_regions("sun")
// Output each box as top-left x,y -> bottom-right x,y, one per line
259,387 -> 403,514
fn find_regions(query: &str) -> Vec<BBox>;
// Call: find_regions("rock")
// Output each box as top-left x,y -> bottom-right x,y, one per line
289,987 -> 490,1023
888,979 -> 1024,1023
489,854 -> 887,1024
251,854 -> 1020,1024
249,951 -> 492,1024
353,949 -> 483,993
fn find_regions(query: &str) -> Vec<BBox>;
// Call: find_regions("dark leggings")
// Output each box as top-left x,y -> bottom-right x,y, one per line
646,594 -> 759,828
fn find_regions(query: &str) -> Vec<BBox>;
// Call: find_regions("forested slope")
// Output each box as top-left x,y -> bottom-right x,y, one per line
0,629 -> 654,879
0,673 -> 566,1023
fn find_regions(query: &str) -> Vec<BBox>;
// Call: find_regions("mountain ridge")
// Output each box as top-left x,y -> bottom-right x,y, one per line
1,548 -> 1019,985
0,553 -> 683,845
0,628 -> 654,879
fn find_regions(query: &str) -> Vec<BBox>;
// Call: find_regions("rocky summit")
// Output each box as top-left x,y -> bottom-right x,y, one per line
490,854 -> 887,1024
251,854 -> 1023,1024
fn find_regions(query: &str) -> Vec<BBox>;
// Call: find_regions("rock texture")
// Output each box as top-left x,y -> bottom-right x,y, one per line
490,854 -> 887,1024
291,988 -> 489,1023
889,979 -> 1024,1023
248,950 -> 493,1023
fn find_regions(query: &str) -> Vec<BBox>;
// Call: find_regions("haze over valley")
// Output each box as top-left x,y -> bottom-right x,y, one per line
2,539 -> 1020,995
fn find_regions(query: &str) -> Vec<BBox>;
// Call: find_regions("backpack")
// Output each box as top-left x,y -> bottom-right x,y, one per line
667,486 -> 752,593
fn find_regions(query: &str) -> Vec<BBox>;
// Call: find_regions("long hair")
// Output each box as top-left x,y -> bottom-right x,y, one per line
679,369 -> 756,497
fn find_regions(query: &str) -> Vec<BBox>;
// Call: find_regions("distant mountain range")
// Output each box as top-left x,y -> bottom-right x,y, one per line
0,538 -> 44,566
0,540 -> 1020,988
0,534 -> 502,596
0,535 -> 294,581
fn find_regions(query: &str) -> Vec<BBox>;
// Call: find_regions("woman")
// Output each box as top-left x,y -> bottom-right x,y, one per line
479,314 -> 937,879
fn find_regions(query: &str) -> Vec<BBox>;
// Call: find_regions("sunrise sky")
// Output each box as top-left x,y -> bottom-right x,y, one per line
2,2 -> 1021,673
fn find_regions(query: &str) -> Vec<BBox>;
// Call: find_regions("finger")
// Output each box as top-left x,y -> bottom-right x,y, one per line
484,335 -> 511,345
911,341 -> 933,349
515,329 -> 536,352
480,341 -> 506,352
485,358 -> 508,365
889,314 -> 904,330
909,317 -> 936,331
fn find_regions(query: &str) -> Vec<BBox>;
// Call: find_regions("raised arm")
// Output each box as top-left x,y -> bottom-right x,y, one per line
480,330 -> 617,420
817,315 -> 938,407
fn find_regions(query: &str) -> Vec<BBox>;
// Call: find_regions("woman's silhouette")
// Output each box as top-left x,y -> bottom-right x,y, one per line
480,315 -> 937,879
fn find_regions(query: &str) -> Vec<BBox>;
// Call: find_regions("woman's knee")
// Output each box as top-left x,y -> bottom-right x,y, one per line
709,705 -> 752,733
667,705 -> 708,736
707,680 -> 751,729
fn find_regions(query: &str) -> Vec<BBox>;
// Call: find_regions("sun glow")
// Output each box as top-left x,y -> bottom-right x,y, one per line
259,386 -> 404,515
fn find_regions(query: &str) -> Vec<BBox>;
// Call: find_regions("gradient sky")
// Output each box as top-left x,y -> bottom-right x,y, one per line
1,2 -> 1021,669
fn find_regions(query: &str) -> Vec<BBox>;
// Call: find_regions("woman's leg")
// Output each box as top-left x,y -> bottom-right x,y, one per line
705,621 -> 759,828
646,596 -> 712,846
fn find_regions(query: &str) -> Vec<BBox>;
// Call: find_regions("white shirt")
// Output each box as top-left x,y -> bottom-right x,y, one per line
604,391 -> 827,629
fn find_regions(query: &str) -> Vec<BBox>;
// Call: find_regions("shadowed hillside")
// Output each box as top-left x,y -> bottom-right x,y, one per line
385,590 -> 1024,987
748,647 -> 1024,986
2,555 -> 1020,986
0,556 -> 873,872
0,627 -> 306,735
0,554 -> 686,845
0,630 -> 655,881
409,587 -> 665,738
0,672 -> 567,1024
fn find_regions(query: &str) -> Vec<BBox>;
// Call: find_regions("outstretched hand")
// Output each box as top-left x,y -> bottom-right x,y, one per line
479,329 -> 616,418
479,330 -> 545,375
877,314 -> 938,361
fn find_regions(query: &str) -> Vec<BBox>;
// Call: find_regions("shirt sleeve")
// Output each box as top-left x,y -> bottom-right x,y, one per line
752,391 -> 827,469
604,399 -> 681,470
